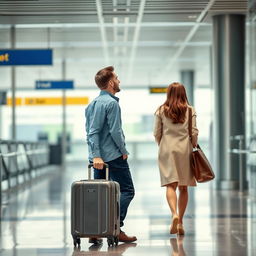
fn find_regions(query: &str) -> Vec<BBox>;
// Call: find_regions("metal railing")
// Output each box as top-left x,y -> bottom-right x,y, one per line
229,135 -> 256,192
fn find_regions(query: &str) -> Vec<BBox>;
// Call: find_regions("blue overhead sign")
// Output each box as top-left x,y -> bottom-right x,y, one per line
0,49 -> 52,66
35,80 -> 74,90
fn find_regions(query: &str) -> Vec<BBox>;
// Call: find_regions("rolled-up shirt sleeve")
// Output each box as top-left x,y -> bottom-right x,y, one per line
106,101 -> 129,155
86,103 -> 105,158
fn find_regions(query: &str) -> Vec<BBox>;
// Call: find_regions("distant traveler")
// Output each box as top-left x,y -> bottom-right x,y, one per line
153,82 -> 198,236
85,66 -> 137,244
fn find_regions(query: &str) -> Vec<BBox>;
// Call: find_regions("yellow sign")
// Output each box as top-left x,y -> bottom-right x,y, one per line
0,53 -> 9,63
7,97 -> 22,105
149,87 -> 167,93
66,97 -> 89,105
7,97 -> 89,106
25,97 -> 61,105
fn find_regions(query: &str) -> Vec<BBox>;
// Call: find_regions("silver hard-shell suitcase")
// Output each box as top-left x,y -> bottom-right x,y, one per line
71,163 -> 120,247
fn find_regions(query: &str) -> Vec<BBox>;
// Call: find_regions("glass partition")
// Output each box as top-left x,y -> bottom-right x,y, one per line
248,10 -> 256,139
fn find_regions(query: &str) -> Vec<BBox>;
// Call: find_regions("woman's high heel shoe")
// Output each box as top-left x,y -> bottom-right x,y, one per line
170,215 -> 179,234
177,224 -> 185,236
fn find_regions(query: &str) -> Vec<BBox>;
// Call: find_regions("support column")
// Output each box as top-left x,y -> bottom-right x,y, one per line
180,70 -> 194,105
209,46 -> 214,166
181,71 -> 196,255
62,60 -> 67,168
11,26 -> 16,140
212,14 -> 247,190
0,104 -> 2,138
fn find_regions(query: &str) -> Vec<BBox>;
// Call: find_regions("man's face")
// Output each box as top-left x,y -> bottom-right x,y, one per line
111,72 -> 121,93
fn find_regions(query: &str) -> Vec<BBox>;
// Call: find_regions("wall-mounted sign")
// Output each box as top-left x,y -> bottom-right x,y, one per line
35,80 -> 74,90
149,87 -> 167,93
7,97 -> 89,106
0,49 -> 52,66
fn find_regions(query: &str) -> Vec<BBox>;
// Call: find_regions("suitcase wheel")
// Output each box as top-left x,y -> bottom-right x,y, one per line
107,237 -> 115,247
114,236 -> 119,246
73,237 -> 81,247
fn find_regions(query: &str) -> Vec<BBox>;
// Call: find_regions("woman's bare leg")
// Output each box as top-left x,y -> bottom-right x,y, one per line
166,182 -> 178,216
178,186 -> 188,224
166,182 -> 179,233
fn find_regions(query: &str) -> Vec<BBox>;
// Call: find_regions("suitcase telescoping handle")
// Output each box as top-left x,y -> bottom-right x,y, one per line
88,163 -> 109,180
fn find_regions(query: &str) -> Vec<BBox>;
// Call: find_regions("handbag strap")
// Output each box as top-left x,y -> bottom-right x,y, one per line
188,107 -> 192,141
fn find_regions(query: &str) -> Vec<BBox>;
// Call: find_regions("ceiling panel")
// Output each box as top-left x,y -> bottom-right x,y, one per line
0,0 -> 249,89
144,0 -> 209,14
206,0 -> 247,19
0,14 -> 99,25
0,0 -> 97,14
210,0 -> 247,12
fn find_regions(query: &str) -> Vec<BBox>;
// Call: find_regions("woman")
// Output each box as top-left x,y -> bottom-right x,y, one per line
153,82 -> 198,236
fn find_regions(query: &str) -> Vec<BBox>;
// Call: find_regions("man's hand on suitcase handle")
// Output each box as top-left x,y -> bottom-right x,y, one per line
93,157 -> 105,170
93,155 -> 127,169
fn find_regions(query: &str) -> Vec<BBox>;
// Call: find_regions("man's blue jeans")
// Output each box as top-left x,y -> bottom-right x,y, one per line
93,156 -> 135,227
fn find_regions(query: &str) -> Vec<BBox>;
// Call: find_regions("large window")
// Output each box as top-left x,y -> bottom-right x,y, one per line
249,11 -> 256,139
0,88 -> 212,161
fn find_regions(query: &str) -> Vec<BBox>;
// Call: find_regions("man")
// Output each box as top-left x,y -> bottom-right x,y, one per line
85,66 -> 137,244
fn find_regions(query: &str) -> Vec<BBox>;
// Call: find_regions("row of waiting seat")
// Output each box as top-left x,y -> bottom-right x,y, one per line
0,140 -> 50,191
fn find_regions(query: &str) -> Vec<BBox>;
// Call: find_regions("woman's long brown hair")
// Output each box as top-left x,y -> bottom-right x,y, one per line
161,82 -> 189,123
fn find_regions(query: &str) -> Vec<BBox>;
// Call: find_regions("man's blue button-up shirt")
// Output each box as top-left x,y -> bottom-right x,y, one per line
85,90 -> 129,162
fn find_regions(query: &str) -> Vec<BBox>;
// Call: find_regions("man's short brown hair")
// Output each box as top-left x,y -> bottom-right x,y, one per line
95,66 -> 115,89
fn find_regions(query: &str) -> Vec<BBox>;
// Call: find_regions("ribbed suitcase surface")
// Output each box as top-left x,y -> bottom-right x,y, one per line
71,164 -> 120,246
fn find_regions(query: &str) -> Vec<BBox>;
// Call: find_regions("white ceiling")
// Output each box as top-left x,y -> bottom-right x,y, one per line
0,0 -> 248,89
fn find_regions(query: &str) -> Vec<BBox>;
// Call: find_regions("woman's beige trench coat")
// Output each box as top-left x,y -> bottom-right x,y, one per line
154,106 -> 199,187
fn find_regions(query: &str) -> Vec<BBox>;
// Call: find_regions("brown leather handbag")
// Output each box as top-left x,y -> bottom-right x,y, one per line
188,108 -> 215,183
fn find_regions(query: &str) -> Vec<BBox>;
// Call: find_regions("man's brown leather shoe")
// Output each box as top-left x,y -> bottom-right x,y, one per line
118,230 -> 137,243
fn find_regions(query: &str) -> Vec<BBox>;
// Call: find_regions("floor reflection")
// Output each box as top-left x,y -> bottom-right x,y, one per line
170,237 -> 186,256
0,160 -> 256,255
72,243 -> 137,256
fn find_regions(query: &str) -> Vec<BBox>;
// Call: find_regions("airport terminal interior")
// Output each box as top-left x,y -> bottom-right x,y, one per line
0,0 -> 256,255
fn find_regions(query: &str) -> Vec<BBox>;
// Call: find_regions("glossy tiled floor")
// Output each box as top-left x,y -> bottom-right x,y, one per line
0,160 -> 256,256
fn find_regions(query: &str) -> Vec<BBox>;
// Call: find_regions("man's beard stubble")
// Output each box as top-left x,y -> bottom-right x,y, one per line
114,82 -> 121,92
